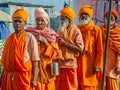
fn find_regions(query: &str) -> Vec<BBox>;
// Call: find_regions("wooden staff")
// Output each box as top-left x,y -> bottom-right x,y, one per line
101,0 -> 113,90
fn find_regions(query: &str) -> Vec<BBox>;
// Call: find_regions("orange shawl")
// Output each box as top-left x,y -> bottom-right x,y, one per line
102,23 -> 120,54
78,20 -> 94,53
57,22 -> 79,60
1,31 -> 32,90
77,21 -> 103,86
26,27 -> 58,60
26,27 -> 57,43
26,27 -> 58,85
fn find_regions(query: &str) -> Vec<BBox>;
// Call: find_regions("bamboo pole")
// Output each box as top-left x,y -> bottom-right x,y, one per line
101,0 -> 113,90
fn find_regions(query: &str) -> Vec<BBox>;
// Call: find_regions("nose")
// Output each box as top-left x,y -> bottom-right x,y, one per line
37,20 -> 42,24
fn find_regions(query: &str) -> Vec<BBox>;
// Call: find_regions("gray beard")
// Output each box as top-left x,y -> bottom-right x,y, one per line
79,17 -> 90,27
59,20 -> 69,31
105,19 -> 115,26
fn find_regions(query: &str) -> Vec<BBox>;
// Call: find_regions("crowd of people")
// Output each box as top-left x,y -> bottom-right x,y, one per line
0,4 -> 120,90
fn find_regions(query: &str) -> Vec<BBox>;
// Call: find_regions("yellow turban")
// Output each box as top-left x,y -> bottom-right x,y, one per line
12,8 -> 28,22
60,6 -> 76,21
78,5 -> 93,18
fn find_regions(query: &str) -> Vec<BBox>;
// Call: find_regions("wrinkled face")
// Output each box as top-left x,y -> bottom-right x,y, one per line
79,13 -> 90,26
105,14 -> 116,26
60,15 -> 70,28
35,17 -> 47,29
13,17 -> 26,31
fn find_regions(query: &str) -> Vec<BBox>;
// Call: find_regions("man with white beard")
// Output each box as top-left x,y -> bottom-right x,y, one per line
77,5 -> 103,90
100,9 -> 120,90
78,13 -> 90,27
55,5 -> 84,90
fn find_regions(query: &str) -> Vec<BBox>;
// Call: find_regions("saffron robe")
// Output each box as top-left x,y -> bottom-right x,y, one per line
77,21 -> 103,87
100,23 -> 120,90
26,27 -> 58,90
1,31 -> 40,90
56,22 -> 84,90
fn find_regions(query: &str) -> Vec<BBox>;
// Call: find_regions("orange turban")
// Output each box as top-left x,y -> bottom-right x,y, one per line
105,9 -> 118,20
78,5 -> 93,18
12,8 -> 28,22
60,6 -> 76,21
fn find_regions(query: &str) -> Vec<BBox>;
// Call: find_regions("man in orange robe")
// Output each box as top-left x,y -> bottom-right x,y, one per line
77,5 -> 103,90
26,7 -> 58,90
1,9 -> 40,90
100,9 -> 120,90
55,5 -> 84,90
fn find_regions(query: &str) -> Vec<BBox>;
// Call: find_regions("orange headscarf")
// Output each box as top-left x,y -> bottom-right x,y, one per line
105,9 -> 118,20
12,8 -> 28,22
60,6 -> 76,21
78,5 -> 93,19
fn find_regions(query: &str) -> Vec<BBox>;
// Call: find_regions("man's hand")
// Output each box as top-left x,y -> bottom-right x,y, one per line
31,79 -> 37,88
38,35 -> 49,48
58,37 -> 66,46
115,67 -> 120,75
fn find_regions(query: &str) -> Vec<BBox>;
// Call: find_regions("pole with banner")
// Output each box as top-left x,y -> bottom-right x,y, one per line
101,0 -> 113,90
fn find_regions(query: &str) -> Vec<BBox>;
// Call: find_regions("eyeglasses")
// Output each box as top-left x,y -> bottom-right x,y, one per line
13,19 -> 24,23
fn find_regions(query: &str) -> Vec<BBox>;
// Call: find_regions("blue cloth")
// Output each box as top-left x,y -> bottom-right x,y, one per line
0,21 -> 11,39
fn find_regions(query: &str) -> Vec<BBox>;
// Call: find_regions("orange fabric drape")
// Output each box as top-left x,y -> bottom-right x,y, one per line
102,23 -> 120,54
78,21 -> 94,53
26,27 -> 58,90
100,23 -> 120,90
55,68 -> 78,90
79,85 -> 97,90
1,31 -> 32,90
55,22 -> 81,90
57,22 -> 80,60
105,77 -> 119,90
77,21 -> 103,87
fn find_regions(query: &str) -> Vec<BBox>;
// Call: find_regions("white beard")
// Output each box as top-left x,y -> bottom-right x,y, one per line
110,21 -> 115,25
59,19 -> 69,31
105,19 -> 115,26
105,20 -> 115,26
79,17 -> 90,27
110,20 -> 115,26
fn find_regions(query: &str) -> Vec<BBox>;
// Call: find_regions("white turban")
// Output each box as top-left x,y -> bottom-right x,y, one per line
34,7 -> 50,24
